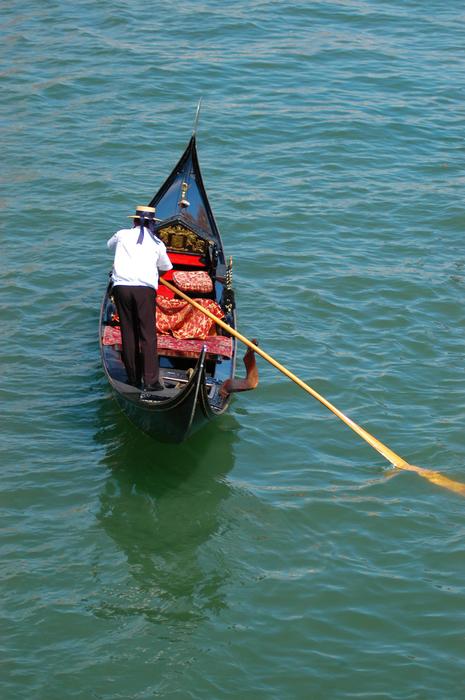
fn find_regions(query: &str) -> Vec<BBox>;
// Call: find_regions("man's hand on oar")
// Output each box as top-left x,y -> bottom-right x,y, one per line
159,278 -> 465,497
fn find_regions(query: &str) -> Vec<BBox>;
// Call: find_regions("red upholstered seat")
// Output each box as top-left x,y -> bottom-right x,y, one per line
158,335 -> 233,359
102,325 -> 233,358
172,270 -> 213,294
159,253 -> 209,298
168,252 -> 205,267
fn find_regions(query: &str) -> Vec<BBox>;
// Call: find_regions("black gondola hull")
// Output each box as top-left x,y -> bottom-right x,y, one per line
107,350 -> 215,442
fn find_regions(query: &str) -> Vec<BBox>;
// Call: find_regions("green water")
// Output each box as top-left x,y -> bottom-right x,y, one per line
2,1 -> 465,698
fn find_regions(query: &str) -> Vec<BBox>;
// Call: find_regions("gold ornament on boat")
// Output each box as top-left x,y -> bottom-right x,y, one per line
158,224 -> 207,254
179,181 -> 190,208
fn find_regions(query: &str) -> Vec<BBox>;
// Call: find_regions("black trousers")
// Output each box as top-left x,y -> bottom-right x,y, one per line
113,285 -> 158,387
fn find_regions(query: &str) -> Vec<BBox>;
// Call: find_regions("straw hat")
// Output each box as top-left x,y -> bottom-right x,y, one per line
128,205 -> 160,220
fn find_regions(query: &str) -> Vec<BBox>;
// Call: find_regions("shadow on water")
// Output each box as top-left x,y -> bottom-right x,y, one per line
92,396 -> 240,626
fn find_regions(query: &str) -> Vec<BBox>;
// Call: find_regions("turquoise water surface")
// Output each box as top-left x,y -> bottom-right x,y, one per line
2,1 -> 465,698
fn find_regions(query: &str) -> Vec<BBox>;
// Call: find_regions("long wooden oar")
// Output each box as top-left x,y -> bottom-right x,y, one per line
160,278 -> 465,496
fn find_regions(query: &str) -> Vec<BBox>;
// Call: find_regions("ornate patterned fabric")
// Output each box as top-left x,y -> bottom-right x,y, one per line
102,325 -> 233,358
102,325 -> 123,346
156,297 -> 223,339
172,270 -> 213,294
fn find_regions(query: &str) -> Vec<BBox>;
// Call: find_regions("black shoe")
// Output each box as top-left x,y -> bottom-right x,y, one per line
144,380 -> 164,392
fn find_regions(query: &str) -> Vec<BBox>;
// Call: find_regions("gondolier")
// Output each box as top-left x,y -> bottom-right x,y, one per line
107,205 -> 172,391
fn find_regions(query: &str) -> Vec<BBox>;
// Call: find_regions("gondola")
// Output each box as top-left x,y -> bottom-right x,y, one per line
100,128 -> 254,442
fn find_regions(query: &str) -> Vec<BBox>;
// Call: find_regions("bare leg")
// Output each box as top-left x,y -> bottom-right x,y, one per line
220,339 -> 259,397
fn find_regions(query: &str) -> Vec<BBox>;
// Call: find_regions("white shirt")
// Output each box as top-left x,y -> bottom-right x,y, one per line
107,227 -> 173,289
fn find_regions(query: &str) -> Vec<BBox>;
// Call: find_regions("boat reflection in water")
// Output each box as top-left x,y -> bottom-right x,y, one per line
93,400 -> 238,626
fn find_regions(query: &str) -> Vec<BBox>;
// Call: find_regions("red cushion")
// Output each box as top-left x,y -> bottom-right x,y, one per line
172,270 -> 213,294
158,335 -> 233,358
102,325 -> 233,358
